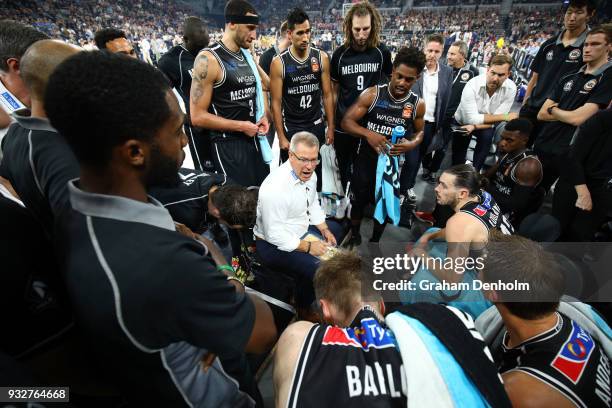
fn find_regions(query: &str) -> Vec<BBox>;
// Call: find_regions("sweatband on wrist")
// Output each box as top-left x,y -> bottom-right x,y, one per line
217,264 -> 234,273
225,14 -> 260,24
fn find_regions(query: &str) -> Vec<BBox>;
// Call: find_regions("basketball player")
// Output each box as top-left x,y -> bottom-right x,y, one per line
190,0 -> 271,187
158,17 -> 213,170
341,47 -> 425,245
331,1 -> 393,188
270,8 -> 334,188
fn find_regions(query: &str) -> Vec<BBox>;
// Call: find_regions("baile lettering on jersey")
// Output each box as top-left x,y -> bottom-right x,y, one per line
207,41 -> 257,139
280,48 -> 323,128
287,309 -> 406,407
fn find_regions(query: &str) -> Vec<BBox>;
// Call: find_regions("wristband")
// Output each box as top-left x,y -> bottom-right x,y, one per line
217,264 -> 234,273
227,276 -> 246,287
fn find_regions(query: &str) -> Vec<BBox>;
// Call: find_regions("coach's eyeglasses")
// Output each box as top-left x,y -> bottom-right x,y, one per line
290,151 -> 320,166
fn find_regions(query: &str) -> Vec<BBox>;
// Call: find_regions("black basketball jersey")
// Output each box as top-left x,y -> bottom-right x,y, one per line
492,150 -> 542,200
359,84 -> 420,159
331,44 -> 393,132
287,308 -> 406,407
279,47 -> 323,128
207,41 -> 257,140
157,45 -> 196,112
497,313 -> 611,408
460,190 -> 514,234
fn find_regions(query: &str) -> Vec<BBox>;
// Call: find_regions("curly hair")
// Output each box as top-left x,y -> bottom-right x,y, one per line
209,185 -> 259,227
392,46 -> 426,75
94,28 -> 127,49
342,1 -> 382,49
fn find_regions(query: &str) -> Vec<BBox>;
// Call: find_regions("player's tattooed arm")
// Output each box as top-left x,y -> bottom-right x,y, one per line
190,53 -> 210,105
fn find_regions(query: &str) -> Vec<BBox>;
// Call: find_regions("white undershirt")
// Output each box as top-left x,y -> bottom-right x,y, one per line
422,63 -> 439,122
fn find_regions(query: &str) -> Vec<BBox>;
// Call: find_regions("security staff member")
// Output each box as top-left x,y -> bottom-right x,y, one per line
536,25 -> 612,191
331,1 -> 392,188
190,0 -> 271,187
520,0 -> 595,145
270,8 -> 334,188
158,17 -> 213,171
342,47 -> 425,245
423,41 -> 479,181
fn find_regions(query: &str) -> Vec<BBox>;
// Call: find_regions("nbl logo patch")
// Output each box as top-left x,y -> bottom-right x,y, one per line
583,79 -> 597,92
563,80 -> 574,92
402,103 -> 414,119
460,72 -> 471,81
311,57 -> 320,73
474,206 -> 488,217
551,320 -> 595,384
568,49 -> 581,60
546,50 -> 554,61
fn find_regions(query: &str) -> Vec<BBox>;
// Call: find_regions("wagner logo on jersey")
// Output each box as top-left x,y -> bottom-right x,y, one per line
552,321 -> 596,384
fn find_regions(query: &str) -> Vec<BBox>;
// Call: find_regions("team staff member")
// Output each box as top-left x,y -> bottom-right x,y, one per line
453,54 -> 518,171
158,17 -> 213,171
270,8 -> 334,185
536,25 -> 612,191
259,21 -> 290,76
190,0 -> 271,187
342,47 -> 425,245
553,108 -> 612,241
0,20 -> 49,157
94,28 -> 137,58
423,40 -> 479,181
331,1 -> 392,189
46,51 -> 276,407
402,33 -> 452,202
483,233 -> 611,408
520,0 -> 595,145
0,40 -> 80,237
484,118 -> 543,227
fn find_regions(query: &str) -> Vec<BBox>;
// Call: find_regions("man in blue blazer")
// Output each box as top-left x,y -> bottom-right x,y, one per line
401,34 -> 452,208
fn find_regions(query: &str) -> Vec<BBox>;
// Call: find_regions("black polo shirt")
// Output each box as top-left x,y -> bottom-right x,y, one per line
445,63 -> 480,124
0,113 -> 79,236
535,61 -> 612,157
258,45 -> 278,76
158,45 -> 196,112
62,181 -> 256,407
149,167 -> 228,233
524,29 -> 588,113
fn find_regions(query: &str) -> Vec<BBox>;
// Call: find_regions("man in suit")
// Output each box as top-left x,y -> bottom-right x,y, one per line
401,33 -> 452,203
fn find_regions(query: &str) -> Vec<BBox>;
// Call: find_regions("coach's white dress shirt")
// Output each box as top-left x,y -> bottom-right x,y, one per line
454,74 -> 517,125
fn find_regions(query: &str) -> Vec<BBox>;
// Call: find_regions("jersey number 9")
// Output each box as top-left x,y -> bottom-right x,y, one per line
357,75 -> 364,91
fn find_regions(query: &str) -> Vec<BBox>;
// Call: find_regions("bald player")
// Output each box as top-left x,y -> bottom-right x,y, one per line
0,40 -> 80,236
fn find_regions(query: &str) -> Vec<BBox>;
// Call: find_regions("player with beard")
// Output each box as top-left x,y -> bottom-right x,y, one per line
342,47 -> 425,245
331,1 -> 392,189
270,8 -> 334,189
45,51 -> 276,407
158,16 -> 213,171
190,0 -> 271,187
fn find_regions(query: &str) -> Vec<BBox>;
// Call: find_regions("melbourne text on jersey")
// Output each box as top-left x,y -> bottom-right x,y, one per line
342,63 -> 381,76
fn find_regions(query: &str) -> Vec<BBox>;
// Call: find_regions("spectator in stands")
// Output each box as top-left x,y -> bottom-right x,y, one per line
254,132 -> 342,318
452,54 -> 518,170
402,33 -> 452,205
520,0 -> 595,146
481,232 -> 610,408
273,251 -> 407,407
0,40 -> 80,237
0,20 -> 49,157
422,40 -> 479,183
158,16 -> 213,171
484,118 -> 543,227
536,25 -> 611,191
45,51 -> 276,407
94,28 -> 137,58
259,20 -> 290,75
553,107 -> 612,241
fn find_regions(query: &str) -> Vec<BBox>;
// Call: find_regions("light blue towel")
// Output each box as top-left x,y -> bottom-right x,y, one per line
374,152 -> 401,225
242,48 -> 272,163
400,313 -> 490,407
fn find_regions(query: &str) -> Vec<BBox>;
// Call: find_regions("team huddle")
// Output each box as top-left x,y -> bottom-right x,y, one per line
0,0 -> 611,407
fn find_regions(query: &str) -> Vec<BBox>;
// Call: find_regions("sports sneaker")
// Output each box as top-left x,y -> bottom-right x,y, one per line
399,200 -> 416,229
406,188 -> 417,202
414,211 -> 435,225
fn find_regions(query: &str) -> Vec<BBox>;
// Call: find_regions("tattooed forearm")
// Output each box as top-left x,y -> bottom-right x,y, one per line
191,83 -> 204,104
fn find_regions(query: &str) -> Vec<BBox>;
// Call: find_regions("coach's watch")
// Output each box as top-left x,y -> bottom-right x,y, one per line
547,105 -> 557,115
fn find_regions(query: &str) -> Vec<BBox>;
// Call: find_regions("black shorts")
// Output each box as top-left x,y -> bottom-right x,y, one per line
211,135 -> 270,187
280,120 -> 326,162
350,153 -> 377,207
